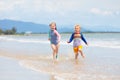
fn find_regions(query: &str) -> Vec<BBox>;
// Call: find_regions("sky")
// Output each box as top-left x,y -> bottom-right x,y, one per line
0,0 -> 120,28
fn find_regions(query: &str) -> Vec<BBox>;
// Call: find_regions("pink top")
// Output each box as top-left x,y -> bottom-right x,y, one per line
54,30 -> 61,42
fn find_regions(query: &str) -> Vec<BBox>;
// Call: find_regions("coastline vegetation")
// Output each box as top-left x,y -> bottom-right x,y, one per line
0,27 -> 17,35
0,27 -> 120,35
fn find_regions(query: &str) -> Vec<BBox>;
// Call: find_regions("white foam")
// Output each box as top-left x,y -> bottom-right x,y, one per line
0,36 -> 49,44
0,36 -> 120,49
21,61 -> 120,79
19,57 -> 120,80
54,76 -> 65,80
89,40 -> 120,49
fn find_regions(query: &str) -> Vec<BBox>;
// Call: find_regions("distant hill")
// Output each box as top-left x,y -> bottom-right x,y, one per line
0,19 -> 89,33
85,25 -> 120,32
0,19 -> 119,33
0,19 -> 49,33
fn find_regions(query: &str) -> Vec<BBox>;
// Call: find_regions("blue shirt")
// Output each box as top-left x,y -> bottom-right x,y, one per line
68,33 -> 87,47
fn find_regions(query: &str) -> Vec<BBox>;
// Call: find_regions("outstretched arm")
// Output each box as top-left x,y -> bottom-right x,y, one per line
67,33 -> 74,43
81,33 -> 88,45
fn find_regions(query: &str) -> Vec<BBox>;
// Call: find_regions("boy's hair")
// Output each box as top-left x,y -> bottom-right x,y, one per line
75,24 -> 80,28
49,22 -> 57,30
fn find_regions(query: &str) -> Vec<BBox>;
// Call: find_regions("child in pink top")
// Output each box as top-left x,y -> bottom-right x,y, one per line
48,22 -> 61,60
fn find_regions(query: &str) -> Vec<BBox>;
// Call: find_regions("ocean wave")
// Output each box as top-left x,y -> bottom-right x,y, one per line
89,40 -> 120,48
0,36 -> 120,49
19,58 -> 120,80
0,36 -> 49,44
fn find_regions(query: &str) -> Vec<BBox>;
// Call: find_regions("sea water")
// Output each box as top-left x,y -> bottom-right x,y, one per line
0,33 -> 120,80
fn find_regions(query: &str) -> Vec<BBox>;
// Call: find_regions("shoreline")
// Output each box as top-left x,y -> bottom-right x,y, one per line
0,53 -> 50,80
0,32 -> 120,36
0,32 -> 120,80
0,46 -> 120,80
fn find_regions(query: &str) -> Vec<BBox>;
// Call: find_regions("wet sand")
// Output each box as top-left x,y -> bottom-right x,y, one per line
0,52 -> 50,80
0,46 -> 120,80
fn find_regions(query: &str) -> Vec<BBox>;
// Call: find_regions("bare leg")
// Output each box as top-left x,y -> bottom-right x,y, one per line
50,75 -> 55,80
75,53 -> 79,60
51,44 -> 56,59
55,43 -> 60,59
78,49 -> 85,58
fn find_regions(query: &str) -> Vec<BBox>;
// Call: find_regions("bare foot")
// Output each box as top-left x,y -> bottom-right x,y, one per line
82,54 -> 85,58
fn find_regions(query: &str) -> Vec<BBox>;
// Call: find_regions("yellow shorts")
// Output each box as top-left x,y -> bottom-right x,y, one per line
73,45 -> 83,53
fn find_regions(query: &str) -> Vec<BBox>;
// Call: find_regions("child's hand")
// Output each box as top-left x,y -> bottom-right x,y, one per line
67,41 -> 70,43
86,43 -> 89,46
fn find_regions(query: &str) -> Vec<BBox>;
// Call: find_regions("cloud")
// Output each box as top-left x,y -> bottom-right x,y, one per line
90,8 -> 113,16
0,1 -> 12,11
21,0 -> 82,16
0,0 -> 24,11
0,0 -> 82,15
115,11 -> 120,15
0,0 -> 82,24
0,0 -> 120,26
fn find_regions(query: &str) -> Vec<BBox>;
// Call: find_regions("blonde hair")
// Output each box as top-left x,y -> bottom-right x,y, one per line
49,22 -> 56,26
49,22 -> 57,30
75,24 -> 81,28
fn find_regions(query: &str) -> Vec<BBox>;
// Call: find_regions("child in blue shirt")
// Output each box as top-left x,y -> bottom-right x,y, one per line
67,25 -> 88,59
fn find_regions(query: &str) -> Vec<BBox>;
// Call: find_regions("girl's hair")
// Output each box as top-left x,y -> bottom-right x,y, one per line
49,22 -> 57,30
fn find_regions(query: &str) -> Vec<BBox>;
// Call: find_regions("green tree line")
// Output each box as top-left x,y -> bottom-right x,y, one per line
0,27 -> 17,35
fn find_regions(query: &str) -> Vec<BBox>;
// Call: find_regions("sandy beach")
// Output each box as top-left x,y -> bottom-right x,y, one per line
0,0 -> 120,79
0,33 -> 120,80
0,46 -> 120,80
0,52 -> 50,80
